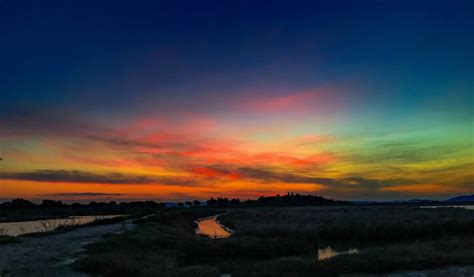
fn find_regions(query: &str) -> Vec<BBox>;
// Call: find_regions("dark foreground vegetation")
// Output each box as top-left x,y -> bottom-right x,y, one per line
73,205 -> 474,276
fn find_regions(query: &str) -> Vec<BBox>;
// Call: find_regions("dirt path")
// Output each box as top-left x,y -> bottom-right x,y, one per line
0,219 -> 136,276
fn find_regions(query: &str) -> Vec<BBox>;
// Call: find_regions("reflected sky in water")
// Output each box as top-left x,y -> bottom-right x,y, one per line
318,246 -> 359,261
196,216 -> 231,239
420,205 -> 474,210
0,215 -> 121,236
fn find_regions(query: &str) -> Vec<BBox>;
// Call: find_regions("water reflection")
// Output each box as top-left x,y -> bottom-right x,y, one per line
196,215 -> 231,239
318,246 -> 359,261
0,215 -> 121,236
420,205 -> 474,210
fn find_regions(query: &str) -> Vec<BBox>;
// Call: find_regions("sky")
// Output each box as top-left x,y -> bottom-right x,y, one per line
0,0 -> 472,202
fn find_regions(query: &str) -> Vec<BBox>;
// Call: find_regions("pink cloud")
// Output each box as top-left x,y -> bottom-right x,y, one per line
239,86 -> 338,114
123,114 -> 218,138
249,152 -> 333,166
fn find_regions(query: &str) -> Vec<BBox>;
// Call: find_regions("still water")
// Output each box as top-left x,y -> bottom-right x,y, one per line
195,215 -> 232,239
0,215 -> 121,236
420,205 -> 474,210
318,246 -> 359,261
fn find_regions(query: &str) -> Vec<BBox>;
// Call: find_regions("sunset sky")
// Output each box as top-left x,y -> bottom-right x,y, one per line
0,1 -> 472,202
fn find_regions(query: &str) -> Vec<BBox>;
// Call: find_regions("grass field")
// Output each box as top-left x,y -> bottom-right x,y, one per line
73,206 -> 474,276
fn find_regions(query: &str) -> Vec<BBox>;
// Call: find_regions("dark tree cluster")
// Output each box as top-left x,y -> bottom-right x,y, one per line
0,198 -> 37,209
254,193 -> 352,206
0,198 -> 168,222
0,198 -> 165,210
206,193 -> 351,207
207,197 -> 241,207
174,200 -> 202,207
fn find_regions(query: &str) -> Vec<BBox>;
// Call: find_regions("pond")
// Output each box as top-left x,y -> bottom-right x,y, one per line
420,205 -> 474,210
317,246 -> 359,261
195,214 -> 232,239
0,215 -> 122,236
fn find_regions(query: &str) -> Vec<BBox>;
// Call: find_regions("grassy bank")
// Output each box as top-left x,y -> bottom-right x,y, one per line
73,206 -> 474,276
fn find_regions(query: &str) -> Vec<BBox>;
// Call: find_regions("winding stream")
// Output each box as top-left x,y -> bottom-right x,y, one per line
195,214 -> 232,239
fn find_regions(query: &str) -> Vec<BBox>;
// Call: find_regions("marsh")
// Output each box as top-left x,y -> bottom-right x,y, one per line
72,205 -> 474,276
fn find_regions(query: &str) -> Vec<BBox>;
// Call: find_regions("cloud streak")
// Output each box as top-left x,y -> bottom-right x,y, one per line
0,170 -> 201,187
196,166 -> 417,191
42,192 -> 124,197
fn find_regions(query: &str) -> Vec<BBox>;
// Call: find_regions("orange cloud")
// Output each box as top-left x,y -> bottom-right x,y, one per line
380,184 -> 467,194
192,167 -> 241,180
249,152 -> 333,166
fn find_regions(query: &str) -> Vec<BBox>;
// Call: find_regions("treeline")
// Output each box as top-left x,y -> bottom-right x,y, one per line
0,198 -> 163,222
0,193 -> 350,217
206,193 -> 352,207
0,198 -> 163,210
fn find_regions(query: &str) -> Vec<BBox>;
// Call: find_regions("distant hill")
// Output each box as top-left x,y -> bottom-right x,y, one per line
352,200 -> 379,205
352,199 -> 436,205
445,195 -> 474,203
207,193 -> 352,207
352,195 -> 474,205
406,199 -> 436,204
253,193 -> 352,207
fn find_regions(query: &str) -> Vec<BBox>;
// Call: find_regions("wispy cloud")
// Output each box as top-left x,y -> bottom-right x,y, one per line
0,170 -> 201,187
42,192 -> 124,197
194,165 -> 417,190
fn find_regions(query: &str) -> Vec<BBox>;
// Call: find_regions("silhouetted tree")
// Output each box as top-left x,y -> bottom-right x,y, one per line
254,193 -> 351,207
11,198 -> 36,208
207,198 -> 217,206
40,199 -> 63,208
71,202 -> 82,209
230,198 -> 240,205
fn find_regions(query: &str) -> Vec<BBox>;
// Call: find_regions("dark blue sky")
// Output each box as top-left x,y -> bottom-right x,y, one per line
1,0 -> 472,118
